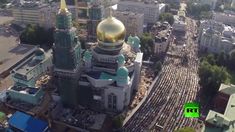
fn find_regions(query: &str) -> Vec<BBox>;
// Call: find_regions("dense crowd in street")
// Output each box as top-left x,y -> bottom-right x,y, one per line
123,17 -> 200,131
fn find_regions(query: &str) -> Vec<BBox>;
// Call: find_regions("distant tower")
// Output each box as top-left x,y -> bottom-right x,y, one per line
53,0 -> 81,106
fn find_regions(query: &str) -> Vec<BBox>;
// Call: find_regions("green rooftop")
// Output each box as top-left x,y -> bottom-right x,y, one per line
99,72 -> 114,80
0,111 -> 6,123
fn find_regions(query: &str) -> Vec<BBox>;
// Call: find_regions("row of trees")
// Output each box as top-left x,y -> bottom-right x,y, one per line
20,24 -> 54,48
202,51 -> 235,71
198,51 -> 235,97
199,59 -> 230,97
186,2 -> 212,20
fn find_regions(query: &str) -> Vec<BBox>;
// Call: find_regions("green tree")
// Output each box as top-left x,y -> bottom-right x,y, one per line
140,33 -> 154,59
112,115 -> 124,129
159,13 -> 174,25
175,127 -> 196,132
202,54 -> 216,65
216,51 -> 228,67
199,60 -> 231,97
154,61 -> 162,74
20,24 -> 54,48
186,2 -> 211,20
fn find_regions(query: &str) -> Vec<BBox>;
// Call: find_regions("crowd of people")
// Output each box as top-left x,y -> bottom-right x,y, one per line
123,17 -> 200,131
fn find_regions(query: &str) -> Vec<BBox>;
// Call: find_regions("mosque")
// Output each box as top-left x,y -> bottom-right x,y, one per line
53,0 -> 143,111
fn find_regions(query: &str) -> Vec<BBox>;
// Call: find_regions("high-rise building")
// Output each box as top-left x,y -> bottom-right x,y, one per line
150,22 -> 172,55
199,26 -> 235,54
113,11 -> 144,36
117,1 -> 165,24
12,1 -> 57,28
87,3 -> 104,41
53,0 -> 82,106
71,0 -> 105,41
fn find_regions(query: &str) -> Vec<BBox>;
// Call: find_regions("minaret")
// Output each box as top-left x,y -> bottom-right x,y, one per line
53,0 -> 81,106
53,0 -> 81,70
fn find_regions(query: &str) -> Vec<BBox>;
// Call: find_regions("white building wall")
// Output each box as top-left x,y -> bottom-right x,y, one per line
117,1 -> 164,24
200,29 -> 235,54
12,4 -> 57,28
113,11 -> 144,36
104,85 -> 129,111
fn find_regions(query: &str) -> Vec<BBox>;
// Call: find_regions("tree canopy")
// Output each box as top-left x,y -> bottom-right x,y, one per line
159,13 -> 174,25
140,33 -> 154,60
199,54 -> 231,97
186,2 -> 212,20
175,127 -> 196,132
20,24 -> 54,48
112,115 -> 125,129
154,61 -> 162,75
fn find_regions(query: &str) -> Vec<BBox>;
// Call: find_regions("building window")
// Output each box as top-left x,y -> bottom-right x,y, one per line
108,95 -> 112,109
108,93 -> 117,110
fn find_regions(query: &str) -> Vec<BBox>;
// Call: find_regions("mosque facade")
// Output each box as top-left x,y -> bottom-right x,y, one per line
53,0 -> 143,111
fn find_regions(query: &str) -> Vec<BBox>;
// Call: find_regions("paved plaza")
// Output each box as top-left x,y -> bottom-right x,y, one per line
0,16 -> 37,90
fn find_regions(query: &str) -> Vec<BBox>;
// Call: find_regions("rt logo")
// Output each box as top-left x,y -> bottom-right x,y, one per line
184,102 -> 200,118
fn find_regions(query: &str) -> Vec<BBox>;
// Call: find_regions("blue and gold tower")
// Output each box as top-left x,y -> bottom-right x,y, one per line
53,0 -> 81,106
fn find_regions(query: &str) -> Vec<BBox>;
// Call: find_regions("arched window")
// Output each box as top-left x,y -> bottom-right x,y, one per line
108,93 -> 117,110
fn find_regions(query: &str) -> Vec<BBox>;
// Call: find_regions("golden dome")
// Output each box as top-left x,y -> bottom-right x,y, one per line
97,16 -> 126,43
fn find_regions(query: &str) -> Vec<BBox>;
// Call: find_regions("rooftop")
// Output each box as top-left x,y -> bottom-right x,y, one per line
114,11 -> 144,18
8,111 -> 48,132
150,22 -> 171,43
178,10 -> 185,18
118,0 -> 160,7
219,84 -> 235,95
0,43 -> 37,77
204,83 -> 235,132
9,86 -> 39,95
13,49 -> 51,76
87,71 -> 115,80
14,1 -> 51,9
224,94 -> 235,120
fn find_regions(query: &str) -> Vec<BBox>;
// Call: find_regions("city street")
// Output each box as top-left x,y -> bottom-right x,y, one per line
123,17 -> 200,131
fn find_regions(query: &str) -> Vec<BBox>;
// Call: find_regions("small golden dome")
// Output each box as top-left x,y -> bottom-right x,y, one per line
97,16 -> 126,43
